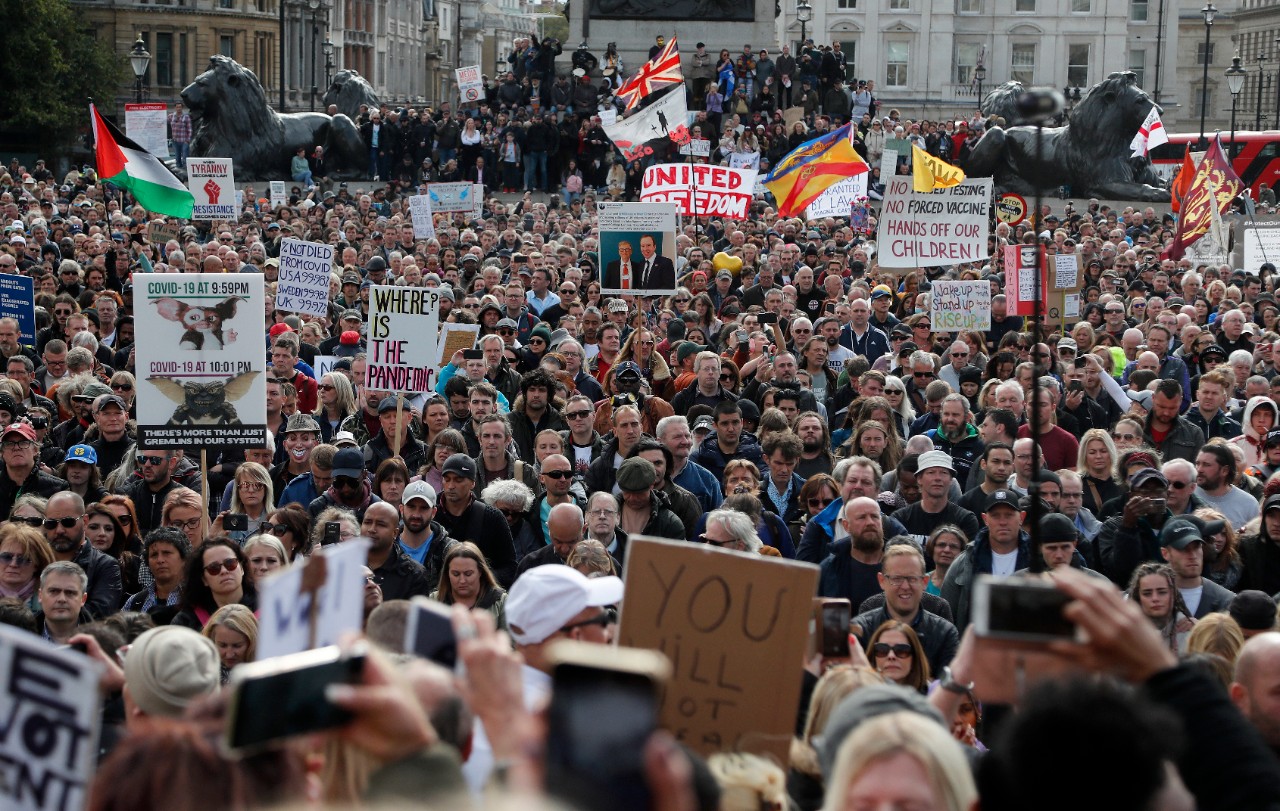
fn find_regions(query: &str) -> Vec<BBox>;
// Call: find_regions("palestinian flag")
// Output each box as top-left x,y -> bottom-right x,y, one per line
90,103 -> 194,219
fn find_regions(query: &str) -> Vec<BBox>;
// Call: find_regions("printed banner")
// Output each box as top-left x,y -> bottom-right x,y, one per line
135,274 -> 267,448
187,158 -> 236,220
456,65 -> 484,103
1004,244 -> 1047,317
269,180 -> 286,209
276,238 -> 334,318
257,540 -> 370,658
426,182 -> 477,213
0,275 -> 36,345
1242,220 -> 1280,273
125,102 -> 169,158
930,280 -> 991,332
877,176 -> 992,268
640,163 -> 757,220
597,202 -> 680,295
366,285 -> 443,393
409,194 -> 436,239
0,624 -> 102,811
806,174 -> 870,219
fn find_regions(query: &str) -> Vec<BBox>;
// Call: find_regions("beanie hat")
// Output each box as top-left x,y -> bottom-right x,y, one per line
122,626 -> 221,718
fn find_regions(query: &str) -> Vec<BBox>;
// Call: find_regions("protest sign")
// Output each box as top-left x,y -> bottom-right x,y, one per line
728,151 -> 759,170
0,274 -> 36,345
1240,219 -> 1280,273
435,323 -> 481,367
135,273 -> 267,448
597,202 -> 680,295
1053,254 -> 1079,290
257,539 -> 370,658
640,163 -> 757,220
366,285 -> 443,393
269,180 -> 286,209
456,65 -> 484,103
599,108 -> 617,126
879,148 -> 898,182
930,280 -> 991,332
617,537 -> 819,765
886,137 -> 912,165
0,623 -> 102,811
427,182 -> 477,213
806,174 -> 870,219
275,238 -> 333,318
1004,245 -> 1047,317
472,184 -> 485,217
187,158 -> 236,220
782,107 -> 805,130
148,220 -> 180,246
877,176 -> 992,269
125,103 -> 169,158
679,138 -> 711,157
314,355 -> 339,380
409,194 -> 436,239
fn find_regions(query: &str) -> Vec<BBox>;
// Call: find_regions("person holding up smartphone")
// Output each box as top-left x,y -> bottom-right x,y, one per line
1095,467 -> 1175,589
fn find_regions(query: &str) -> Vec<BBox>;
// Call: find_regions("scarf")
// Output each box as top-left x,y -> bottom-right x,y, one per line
0,579 -> 35,603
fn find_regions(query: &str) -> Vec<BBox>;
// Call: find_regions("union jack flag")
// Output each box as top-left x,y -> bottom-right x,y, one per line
616,37 -> 683,112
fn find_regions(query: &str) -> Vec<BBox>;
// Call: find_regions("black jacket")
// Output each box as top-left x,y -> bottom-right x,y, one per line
614,490 -> 685,549
434,495 -> 518,587
73,541 -> 124,619
123,477 -> 189,537
0,465 -> 67,518
852,606 -> 959,675
363,432 -> 428,475
373,544 -> 434,601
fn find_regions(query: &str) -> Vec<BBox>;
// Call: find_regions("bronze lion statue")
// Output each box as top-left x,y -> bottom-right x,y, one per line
322,70 -> 380,119
181,55 -> 367,181
966,72 -> 1170,202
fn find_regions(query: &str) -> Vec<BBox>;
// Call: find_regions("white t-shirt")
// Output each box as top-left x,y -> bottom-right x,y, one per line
1179,584 -> 1204,618
991,549 -> 1020,577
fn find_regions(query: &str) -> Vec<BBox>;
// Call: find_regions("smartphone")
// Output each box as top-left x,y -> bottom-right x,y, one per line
758,312 -> 779,325
818,598 -> 851,658
1067,380 -> 1084,394
404,596 -> 457,667
224,513 -> 248,532
824,303 -> 836,314
1146,498 -> 1167,515
1073,357 -> 1088,369
544,641 -> 671,811
224,644 -> 366,755
323,521 -> 341,545
972,576 -> 1082,643
735,329 -> 749,342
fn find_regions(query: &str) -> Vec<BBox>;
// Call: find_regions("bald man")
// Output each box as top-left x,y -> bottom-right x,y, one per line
515,502 -> 586,579
362,500 -> 432,600
1231,632 -> 1280,756
818,496 -> 885,608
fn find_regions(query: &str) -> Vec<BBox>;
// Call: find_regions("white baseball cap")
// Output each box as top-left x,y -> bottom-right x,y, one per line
506,565 -> 623,645
402,480 -> 436,507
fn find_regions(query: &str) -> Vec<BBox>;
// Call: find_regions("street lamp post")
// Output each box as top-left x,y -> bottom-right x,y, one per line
323,39 -> 335,96
1258,53 -> 1268,131
975,64 -> 987,110
1227,55 -> 1246,160
308,0 -> 321,112
1198,4 -> 1216,150
796,0 -> 812,54
129,37 -> 151,104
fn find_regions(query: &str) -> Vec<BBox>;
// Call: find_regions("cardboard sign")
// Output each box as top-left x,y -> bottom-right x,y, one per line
597,202 -> 680,296
0,274 -> 37,345
147,220 -> 181,246
640,163 -> 758,220
617,537 -> 819,765
456,65 -> 484,103
435,323 -> 481,368
426,182 -> 477,213
125,102 -> 169,158
930,280 -> 991,332
187,158 -> 236,220
879,148 -> 898,182
877,176 -> 993,269
409,194 -> 436,240
257,539 -> 370,658
276,238 -> 334,318
366,285 -> 442,393
806,174 -> 870,220
0,624 -> 102,811
1052,253 -> 1079,290
269,180 -> 287,209
134,273 -> 267,448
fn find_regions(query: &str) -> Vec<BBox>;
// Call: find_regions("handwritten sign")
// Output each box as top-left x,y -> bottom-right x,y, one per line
125,102 -> 169,158
148,220 -> 180,246
879,148 -> 898,182
617,536 -> 818,765
1242,220 -> 1280,273
366,285 -> 442,393
409,194 -> 436,240
877,177 -> 992,269
1053,253 -> 1079,290
806,174 -> 870,220
1005,244 -> 1047,317
0,274 -> 36,345
640,163 -> 758,220
187,158 -> 236,220
679,138 -> 711,157
257,539 -> 370,658
276,238 -> 333,318
728,151 -> 759,170
0,624 -> 102,811
314,355 -> 339,380
930,280 -> 991,332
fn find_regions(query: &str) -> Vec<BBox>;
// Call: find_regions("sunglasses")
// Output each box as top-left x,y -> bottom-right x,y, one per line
808,497 -> 834,508
0,551 -> 33,566
1113,432 -> 1138,441
259,521 -> 291,535
203,557 -> 240,576
698,534 -> 741,548
112,383 -> 133,392
872,643 -> 913,658
317,383 -> 336,391
334,476 -> 362,488
560,611 -> 612,632
913,371 -> 935,379
12,516 -> 44,528
1169,480 -> 1193,490
43,516 -> 81,530
542,469 -> 573,480
136,455 -> 166,467
499,329 -> 515,336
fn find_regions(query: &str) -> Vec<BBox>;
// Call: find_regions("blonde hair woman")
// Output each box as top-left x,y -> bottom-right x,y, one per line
201,603 -> 258,685
790,665 -> 885,808
222,461 -> 275,542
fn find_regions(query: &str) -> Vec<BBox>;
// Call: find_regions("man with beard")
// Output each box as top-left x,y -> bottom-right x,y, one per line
1194,445 -> 1259,531
817,317 -> 854,378
396,481 -> 454,588
1143,379 -> 1204,464
959,443 -> 1014,516
690,400 -> 765,484
509,370 -> 568,461
360,501 -> 432,601
839,298 -> 889,364
925,394 -> 984,485
794,411 -> 834,478
124,448 -> 189,536
941,489 -> 1031,630
435,453 -> 517,586
891,451 -> 981,547
818,496 -> 887,608
45,491 -> 122,618
792,266 -> 826,320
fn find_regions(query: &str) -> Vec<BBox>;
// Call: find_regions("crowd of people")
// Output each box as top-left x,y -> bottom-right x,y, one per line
3,31 -> 1280,811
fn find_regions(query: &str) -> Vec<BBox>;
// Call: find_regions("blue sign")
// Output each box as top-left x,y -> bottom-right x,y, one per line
0,275 -> 35,345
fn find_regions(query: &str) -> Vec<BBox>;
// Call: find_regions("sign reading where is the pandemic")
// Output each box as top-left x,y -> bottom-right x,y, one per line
877,176 -> 993,269
135,274 -> 267,448
187,158 -> 236,220
276,238 -> 334,318
365,285 -> 442,393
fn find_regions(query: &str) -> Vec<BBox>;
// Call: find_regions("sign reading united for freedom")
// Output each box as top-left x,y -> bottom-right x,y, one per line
187,158 -> 236,220
135,273 -> 267,448
276,238 -> 334,318
877,177 -> 993,268
597,202 -> 679,296
0,624 -> 102,811
366,285 -> 442,393
640,164 -> 758,220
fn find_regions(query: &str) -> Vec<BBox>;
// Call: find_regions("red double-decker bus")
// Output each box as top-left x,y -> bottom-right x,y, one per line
1149,132 -> 1280,197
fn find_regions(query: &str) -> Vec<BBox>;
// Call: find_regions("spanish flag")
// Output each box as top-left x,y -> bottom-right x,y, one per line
764,124 -> 869,217
911,144 -> 965,192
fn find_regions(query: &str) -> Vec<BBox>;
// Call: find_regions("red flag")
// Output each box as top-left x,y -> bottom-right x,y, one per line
1170,145 -> 1195,214
616,37 -> 683,112
1169,136 -> 1243,260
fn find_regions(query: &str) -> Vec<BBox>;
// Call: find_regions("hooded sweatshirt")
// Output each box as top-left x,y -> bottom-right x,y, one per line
1232,395 -> 1277,468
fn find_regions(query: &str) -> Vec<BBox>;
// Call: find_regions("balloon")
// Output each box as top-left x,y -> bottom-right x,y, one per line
713,252 -> 743,276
